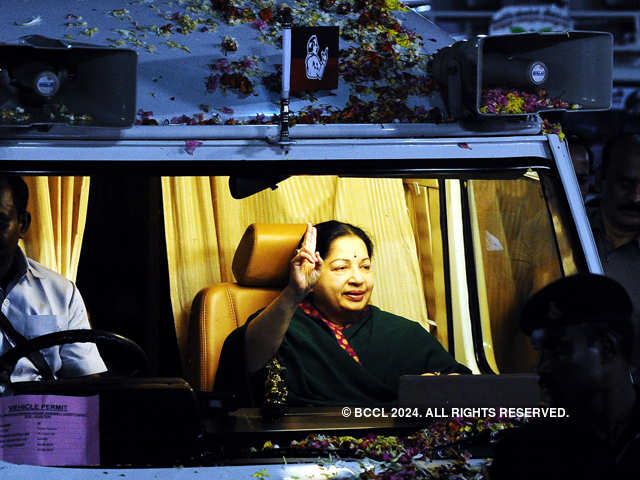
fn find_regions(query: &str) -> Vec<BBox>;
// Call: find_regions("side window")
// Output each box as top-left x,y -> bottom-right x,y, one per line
467,171 -> 583,373
403,179 -> 448,350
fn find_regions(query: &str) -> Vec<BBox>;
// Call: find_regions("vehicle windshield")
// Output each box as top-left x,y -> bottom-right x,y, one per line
0,160 -> 587,470
13,168 -> 584,381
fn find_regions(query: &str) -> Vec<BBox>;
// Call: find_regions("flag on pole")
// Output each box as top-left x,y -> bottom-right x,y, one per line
290,26 -> 339,92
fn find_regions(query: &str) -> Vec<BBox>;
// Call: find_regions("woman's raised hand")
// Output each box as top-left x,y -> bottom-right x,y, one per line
289,223 -> 323,300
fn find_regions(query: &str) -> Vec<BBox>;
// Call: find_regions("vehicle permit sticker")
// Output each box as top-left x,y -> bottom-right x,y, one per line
0,394 -> 99,466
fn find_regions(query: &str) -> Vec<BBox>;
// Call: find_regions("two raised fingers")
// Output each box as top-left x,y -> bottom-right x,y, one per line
301,222 -> 316,253
295,223 -> 321,265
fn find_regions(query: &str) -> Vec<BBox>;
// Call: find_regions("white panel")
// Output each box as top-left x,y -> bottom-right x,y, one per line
548,134 -> 603,274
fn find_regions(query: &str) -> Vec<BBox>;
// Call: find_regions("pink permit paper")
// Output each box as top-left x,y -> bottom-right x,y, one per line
0,394 -> 99,466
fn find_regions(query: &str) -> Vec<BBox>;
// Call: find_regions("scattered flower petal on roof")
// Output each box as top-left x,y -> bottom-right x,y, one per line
170,114 -> 192,124
80,27 -> 99,36
542,118 -> 565,141
184,139 -> 204,154
206,74 -> 221,93
164,39 -> 191,52
221,35 -> 239,53
208,56 -> 265,96
252,18 -> 268,30
65,20 -> 88,28
110,9 -> 132,20
165,12 -> 200,34
99,0 -> 446,125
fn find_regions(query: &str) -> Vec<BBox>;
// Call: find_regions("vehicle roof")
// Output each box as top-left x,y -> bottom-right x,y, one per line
1,0 -> 546,161
3,0 -> 453,126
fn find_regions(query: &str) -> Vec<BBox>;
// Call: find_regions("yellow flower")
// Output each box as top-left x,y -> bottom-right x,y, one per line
396,34 -> 411,48
505,92 -> 525,114
384,0 -> 408,12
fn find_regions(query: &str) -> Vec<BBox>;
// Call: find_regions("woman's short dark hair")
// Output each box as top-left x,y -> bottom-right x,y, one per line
303,221 -> 374,259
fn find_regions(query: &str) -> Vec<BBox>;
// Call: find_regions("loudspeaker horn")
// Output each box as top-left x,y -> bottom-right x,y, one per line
430,31 -> 612,118
0,35 -> 137,128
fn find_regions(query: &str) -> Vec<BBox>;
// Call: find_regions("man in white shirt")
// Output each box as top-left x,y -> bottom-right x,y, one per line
0,176 -> 106,381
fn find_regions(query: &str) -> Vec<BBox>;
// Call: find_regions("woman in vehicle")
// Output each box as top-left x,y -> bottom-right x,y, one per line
215,221 -> 470,406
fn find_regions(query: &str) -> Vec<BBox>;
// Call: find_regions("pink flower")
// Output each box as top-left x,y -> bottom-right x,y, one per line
170,114 -> 191,124
184,140 -> 203,155
210,58 -> 231,73
252,19 -> 267,30
137,109 -> 153,119
191,113 -> 205,124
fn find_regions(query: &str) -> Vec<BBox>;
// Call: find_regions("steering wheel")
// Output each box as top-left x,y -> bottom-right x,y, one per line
0,329 -> 150,382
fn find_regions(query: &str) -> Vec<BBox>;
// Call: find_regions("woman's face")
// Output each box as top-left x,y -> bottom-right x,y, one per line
311,235 -> 374,322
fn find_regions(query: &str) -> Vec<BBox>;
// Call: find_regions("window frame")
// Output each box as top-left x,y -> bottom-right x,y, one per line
459,166 -> 594,374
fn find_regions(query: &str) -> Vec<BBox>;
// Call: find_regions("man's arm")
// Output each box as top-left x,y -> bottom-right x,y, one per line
57,283 -> 107,378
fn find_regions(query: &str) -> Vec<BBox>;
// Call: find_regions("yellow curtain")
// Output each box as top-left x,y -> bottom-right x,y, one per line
162,176 -> 430,369
19,177 -> 91,282
403,179 -> 448,348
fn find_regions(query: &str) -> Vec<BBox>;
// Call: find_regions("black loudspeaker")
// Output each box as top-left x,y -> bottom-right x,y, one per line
430,31 -> 613,119
0,35 -> 137,127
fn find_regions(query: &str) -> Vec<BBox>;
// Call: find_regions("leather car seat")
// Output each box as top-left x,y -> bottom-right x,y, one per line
186,223 -> 306,391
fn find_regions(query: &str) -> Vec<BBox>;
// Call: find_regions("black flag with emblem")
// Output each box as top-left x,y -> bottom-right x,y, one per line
290,26 -> 339,92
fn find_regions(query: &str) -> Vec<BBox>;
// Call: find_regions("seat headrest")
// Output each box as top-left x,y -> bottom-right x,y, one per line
232,223 -> 307,287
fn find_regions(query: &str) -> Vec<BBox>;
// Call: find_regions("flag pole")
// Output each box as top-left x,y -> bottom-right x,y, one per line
279,10 -> 292,145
